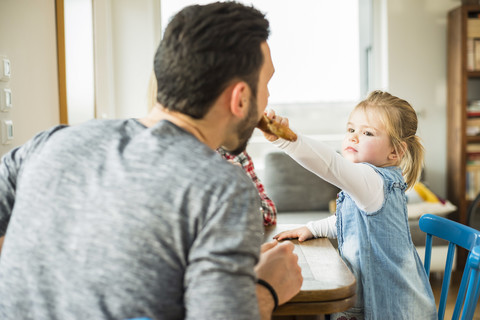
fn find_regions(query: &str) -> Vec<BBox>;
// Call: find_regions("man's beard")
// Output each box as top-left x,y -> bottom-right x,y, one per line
228,96 -> 259,156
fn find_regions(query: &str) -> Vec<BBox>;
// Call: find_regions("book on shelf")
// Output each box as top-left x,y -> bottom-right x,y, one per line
468,110 -> 480,117
468,18 -> 480,38
466,142 -> 480,200
468,152 -> 480,164
476,39 -> 480,70
467,117 -> 480,136
466,164 -> 480,200
467,143 -> 480,153
467,17 -> 480,71
467,100 -> 480,117
467,38 -> 480,71
468,38 -> 475,71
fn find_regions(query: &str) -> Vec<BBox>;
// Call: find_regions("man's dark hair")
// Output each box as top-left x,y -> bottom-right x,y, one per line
153,2 -> 270,119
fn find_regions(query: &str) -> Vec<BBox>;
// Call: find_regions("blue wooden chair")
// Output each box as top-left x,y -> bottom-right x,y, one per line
462,246 -> 480,320
419,213 -> 480,320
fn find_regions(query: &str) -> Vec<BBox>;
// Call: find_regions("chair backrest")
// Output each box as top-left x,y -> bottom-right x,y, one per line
462,246 -> 480,320
419,213 -> 480,320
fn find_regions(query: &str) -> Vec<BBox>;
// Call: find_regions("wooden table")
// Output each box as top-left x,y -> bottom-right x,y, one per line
264,224 -> 356,318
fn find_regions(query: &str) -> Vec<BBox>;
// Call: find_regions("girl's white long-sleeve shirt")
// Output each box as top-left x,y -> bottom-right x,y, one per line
272,134 -> 385,238
274,135 -> 438,320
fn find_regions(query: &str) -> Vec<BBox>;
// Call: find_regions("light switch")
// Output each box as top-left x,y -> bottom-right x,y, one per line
2,120 -> 13,144
1,58 -> 11,81
0,88 -> 12,112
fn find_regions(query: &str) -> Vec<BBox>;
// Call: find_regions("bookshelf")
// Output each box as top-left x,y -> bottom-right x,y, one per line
447,5 -> 480,226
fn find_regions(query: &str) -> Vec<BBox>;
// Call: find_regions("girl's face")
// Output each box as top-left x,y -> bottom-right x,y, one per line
341,109 -> 398,167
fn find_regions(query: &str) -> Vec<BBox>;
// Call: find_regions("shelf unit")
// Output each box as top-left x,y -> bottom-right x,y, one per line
447,5 -> 480,225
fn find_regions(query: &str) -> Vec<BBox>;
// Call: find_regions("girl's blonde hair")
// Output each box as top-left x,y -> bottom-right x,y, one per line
354,90 -> 424,189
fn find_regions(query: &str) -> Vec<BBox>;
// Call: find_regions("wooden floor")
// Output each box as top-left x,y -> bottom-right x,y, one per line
430,270 -> 480,319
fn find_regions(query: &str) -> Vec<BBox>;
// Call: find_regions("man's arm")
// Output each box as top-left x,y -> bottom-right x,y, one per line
0,126 -> 68,247
183,175 -> 268,319
256,284 -> 276,319
255,240 -> 303,319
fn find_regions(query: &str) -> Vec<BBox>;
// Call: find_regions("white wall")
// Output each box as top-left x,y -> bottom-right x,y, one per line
374,0 -> 461,198
0,0 -> 60,157
93,0 -> 161,120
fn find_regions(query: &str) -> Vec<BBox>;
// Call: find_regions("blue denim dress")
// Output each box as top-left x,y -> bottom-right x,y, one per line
332,165 -> 437,320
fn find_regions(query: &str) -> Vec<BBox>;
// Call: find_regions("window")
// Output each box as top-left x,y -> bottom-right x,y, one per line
161,0 -> 368,175
161,1 -> 360,104
64,0 -> 95,125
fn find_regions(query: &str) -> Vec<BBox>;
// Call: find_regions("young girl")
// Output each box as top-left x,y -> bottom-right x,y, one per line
270,91 -> 437,319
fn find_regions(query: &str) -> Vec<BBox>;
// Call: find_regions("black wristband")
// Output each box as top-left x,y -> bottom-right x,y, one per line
257,278 -> 279,311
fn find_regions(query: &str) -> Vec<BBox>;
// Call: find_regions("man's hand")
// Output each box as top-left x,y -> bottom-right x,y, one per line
255,240 -> 302,305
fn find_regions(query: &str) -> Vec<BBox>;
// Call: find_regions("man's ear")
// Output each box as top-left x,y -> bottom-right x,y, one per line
230,81 -> 250,118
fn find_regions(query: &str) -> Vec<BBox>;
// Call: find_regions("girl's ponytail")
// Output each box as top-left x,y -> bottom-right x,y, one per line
401,135 -> 424,189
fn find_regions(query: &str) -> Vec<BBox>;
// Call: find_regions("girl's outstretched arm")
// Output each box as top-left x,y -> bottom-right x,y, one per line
274,135 -> 384,213
264,111 -> 384,212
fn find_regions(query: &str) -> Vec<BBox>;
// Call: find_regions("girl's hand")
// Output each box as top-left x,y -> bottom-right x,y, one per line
262,110 -> 293,142
273,226 -> 314,242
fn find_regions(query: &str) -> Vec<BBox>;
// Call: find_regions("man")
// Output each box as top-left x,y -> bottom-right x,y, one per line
147,74 -> 277,226
0,2 -> 302,320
